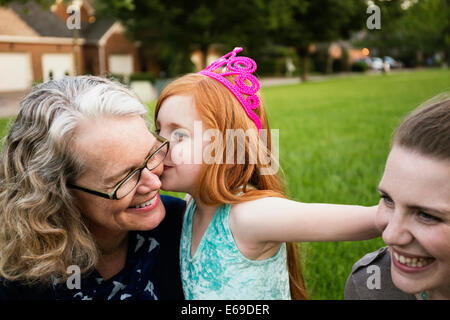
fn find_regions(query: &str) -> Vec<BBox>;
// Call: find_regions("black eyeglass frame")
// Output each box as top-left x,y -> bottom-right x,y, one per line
68,132 -> 169,200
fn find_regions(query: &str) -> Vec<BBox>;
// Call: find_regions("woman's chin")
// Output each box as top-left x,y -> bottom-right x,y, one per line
124,200 -> 166,231
391,268 -> 428,295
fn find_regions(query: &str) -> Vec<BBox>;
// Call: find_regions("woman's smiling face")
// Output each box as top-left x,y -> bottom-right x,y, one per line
376,146 -> 450,298
71,115 -> 166,235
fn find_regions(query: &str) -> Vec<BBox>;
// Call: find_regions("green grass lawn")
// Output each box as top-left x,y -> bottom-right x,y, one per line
1,68 -> 449,299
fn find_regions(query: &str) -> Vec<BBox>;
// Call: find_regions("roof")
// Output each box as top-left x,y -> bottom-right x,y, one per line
81,18 -> 116,42
0,6 -> 39,36
10,2 -> 72,38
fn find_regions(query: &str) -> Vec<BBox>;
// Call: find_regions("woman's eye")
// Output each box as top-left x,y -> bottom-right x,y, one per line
103,182 -> 118,191
418,211 -> 441,223
381,195 -> 394,207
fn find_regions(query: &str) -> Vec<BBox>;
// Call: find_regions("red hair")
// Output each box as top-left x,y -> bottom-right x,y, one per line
155,73 -> 308,300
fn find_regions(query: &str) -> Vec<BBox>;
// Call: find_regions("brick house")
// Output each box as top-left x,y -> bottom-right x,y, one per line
0,0 -> 140,92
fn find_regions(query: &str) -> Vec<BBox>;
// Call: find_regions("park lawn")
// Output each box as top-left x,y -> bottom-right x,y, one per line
0,68 -> 448,299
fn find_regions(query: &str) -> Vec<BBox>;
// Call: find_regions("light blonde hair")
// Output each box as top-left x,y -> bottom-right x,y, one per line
155,73 -> 308,300
0,76 -> 147,287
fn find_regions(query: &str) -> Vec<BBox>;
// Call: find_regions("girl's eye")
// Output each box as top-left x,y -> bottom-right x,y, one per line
172,130 -> 188,142
418,211 -> 441,223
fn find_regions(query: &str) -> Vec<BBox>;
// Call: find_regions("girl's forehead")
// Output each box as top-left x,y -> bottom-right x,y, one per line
157,95 -> 200,124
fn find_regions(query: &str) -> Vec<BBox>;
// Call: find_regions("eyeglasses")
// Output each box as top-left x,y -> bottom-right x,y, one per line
68,132 -> 169,200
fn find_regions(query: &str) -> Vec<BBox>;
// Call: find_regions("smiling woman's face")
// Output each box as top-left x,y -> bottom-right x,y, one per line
71,115 -> 165,236
376,146 -> 450,298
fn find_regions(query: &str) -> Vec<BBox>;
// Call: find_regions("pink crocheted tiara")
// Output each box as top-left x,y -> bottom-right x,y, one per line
198,47 -> 262,133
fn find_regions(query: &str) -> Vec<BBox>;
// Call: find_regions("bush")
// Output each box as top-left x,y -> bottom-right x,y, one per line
129,72 -> 157,83
351,61 -> 368,72
107,73 -> 126,84
258,58 -> 287,76
333,49 -> 349,73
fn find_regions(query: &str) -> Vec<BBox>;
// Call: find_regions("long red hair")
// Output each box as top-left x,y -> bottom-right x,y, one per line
155,73 -> 308,300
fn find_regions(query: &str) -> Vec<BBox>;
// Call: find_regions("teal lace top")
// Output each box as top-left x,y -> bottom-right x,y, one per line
180,199 -> 291,300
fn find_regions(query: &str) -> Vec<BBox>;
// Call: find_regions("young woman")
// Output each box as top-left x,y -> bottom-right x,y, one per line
345,95 -> 450,300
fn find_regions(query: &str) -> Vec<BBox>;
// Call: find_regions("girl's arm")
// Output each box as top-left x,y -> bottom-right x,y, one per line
231,197 -> 380,243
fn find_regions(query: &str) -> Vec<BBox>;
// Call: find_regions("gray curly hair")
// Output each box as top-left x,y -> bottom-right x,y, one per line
0,76 -> 147,286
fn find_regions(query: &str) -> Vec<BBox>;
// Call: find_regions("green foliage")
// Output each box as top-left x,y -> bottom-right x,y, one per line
269,0 -> 367,47
107,73 -> 126,85
94,0 -> 368,79
129,72 -> 157,83
267,0 -> 367,79
0,0 -> 54,7
351,60 -> 368,72
359,0 -> 450,66
94,0 -> 272,76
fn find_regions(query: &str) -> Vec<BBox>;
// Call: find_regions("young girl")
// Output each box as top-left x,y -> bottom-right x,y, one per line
154,48 -> 380,300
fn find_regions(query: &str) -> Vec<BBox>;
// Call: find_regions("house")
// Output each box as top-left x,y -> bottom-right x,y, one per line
0,0 -> 140,92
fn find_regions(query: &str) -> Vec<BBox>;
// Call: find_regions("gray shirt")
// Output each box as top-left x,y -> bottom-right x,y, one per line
345,246 -> 416,300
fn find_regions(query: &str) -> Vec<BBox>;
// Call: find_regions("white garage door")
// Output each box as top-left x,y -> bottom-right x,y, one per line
42,53 -> 74,82
0,52 -> 33,92
108,54 -> 133,76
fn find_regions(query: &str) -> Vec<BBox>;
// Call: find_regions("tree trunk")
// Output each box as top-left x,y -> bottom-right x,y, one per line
326,54 -> 333,74
296,45 -> 310,82
200,44 -> 209,69
416,50 -> 424,67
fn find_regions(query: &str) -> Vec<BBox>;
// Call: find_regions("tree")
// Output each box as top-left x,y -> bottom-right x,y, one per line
360,0 -> 450,67
95,0 -> 273,76
268,0 -> 367,80
0,0 -> 53,6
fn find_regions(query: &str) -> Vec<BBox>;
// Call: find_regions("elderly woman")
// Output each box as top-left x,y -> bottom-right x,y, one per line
345,96 -> 450,300
0,76 -> 185,300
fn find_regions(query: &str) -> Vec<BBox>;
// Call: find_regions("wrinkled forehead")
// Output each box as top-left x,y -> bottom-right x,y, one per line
379,146 -> 450,213
71,115 -> 155,175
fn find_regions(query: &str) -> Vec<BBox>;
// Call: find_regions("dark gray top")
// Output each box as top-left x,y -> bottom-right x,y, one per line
345,246 -> 416,300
